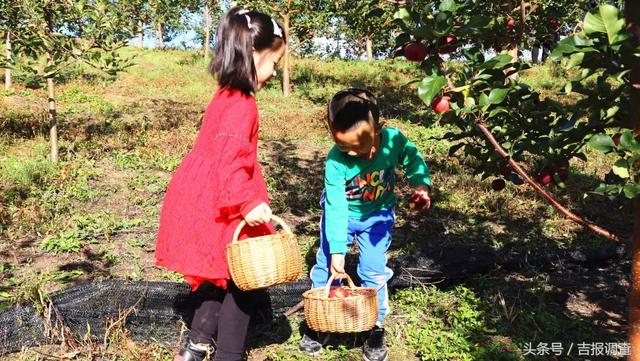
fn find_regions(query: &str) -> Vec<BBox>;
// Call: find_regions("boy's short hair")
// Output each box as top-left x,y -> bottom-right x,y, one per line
328,88 -> 379,132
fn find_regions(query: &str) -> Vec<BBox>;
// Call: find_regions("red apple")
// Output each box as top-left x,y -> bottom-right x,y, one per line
403,42 -> 428,62
328,286 -> 350,299
613,133 -> 622,146
409,194 -> 428,210
556,166 -> 569,182
536,167 -> 554,185
491,178 -> 506,191
437,35 -> 457,54
506,18 -> 516,28
431,96 -> 451,114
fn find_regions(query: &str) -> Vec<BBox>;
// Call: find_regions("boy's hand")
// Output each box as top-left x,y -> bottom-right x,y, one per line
409,185 -> 431,211
330,253 -> 346,277
244,202 -> 272,227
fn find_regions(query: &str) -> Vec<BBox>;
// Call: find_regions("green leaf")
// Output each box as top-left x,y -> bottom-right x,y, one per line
567,53 -> 585,68
487,88 -> 510,105
612,159 -> 630,179
418,76 -> 447,106
488,107 -> 508,118
439,0 -> 457,12
395,33 -> 411,48
623,184 -> 640,199
584,5 -> 625,45
394,8 -> 412,23
479,54 -> 513,70
479,93 -> 490,107
588,133 -> 616,153
550,37 -> 577,59
620,131 -> 640,152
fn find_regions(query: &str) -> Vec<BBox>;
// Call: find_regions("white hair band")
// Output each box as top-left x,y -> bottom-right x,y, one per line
237,9 -> 253,29
271,18 -> 283,38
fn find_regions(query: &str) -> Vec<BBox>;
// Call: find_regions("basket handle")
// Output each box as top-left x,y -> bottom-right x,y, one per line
231,214 -> 292,243
323,272 -> 357,297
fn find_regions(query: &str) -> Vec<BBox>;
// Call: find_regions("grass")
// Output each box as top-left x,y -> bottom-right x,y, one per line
0,47 -> 632,360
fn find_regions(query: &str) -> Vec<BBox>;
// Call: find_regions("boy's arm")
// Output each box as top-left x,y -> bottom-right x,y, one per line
324,156 -> 349,254
398,131 -> 432,189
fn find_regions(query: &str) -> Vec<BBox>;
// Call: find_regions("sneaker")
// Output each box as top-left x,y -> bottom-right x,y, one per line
362,326 -> 388,361
298,329 -> 330,356
174,340 -> 211,361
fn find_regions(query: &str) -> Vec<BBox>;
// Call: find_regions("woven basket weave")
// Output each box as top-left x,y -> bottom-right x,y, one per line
302,273 -> 378,333
226,215 -> 302,291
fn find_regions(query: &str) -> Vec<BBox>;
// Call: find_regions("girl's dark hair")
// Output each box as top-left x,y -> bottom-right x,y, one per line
328,88 -> 380,132
210,7 -> 287,95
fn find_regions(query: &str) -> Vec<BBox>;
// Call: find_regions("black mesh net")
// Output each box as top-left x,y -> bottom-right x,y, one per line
0,243 -> 627,356
0,304 -> 46,356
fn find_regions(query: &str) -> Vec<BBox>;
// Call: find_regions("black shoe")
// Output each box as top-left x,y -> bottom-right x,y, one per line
362,326 -> 388,361
176,341 -> 210,361
298,329 -> 330,356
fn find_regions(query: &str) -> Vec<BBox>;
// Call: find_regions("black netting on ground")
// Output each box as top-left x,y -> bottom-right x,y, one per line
0,244 -> 629,356
0,279 -> 309,356
0,304 -> 46,356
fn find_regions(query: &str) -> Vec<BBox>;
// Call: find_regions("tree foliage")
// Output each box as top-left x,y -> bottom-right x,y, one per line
395,1 -> 639,200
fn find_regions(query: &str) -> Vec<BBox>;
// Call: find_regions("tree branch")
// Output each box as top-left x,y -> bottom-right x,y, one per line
475,117 -> 623,243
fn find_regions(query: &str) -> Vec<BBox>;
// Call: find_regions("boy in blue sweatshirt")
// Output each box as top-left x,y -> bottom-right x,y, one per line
299,88 -> 432,361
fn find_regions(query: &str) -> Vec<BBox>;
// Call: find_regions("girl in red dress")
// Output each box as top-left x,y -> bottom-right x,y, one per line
154,7 -> 286,361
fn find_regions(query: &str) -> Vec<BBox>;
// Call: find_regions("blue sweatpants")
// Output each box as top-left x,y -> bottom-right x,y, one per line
309,206 -> 395,326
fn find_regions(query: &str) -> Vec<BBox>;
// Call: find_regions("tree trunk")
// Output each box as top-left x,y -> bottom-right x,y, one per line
282,14 -> 291,97
156,23 -> 164,49
46,52 -> 58,163
365,36 -> 373,60
4,31 -> 11,89
626,1 -> 640,359
204,4 -> 211,61
629,62 -> 640,361
138,21 -> 144,47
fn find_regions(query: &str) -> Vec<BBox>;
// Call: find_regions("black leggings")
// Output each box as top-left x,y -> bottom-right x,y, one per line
188,282 -> 257,361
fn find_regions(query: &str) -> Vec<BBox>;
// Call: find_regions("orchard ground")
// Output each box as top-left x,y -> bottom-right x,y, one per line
0,48 -> 633,360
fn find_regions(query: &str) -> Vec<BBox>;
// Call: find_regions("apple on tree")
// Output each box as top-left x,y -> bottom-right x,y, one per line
403,42 -> 428,62
431,96 -> 451,114
556,165 -> 569,182
613,133 -> 622,146
536,167 -> 554,185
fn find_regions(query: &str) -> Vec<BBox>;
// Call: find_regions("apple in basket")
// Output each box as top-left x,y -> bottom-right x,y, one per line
328,286 -> 351,299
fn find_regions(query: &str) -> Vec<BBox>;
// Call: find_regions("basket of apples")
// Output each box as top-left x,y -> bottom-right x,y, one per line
302,273 -> 378,333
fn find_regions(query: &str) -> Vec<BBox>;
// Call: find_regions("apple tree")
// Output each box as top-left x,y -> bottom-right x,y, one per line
330,0 -> 397,60
14,0 -> 136,162
235,0 -> 332,96
394,0 -> 640,354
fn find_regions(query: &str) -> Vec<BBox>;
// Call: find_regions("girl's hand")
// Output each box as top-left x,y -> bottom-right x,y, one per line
244,202 -> 272,227
409,185 -> 431,211
330,253 -> 346,277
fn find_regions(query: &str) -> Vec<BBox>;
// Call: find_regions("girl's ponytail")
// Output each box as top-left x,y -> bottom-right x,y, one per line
210,7 -> 287,95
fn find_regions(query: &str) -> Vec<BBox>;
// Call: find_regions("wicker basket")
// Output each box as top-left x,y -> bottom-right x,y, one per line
226,215 -> 303,291
302,273 -> 378,333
